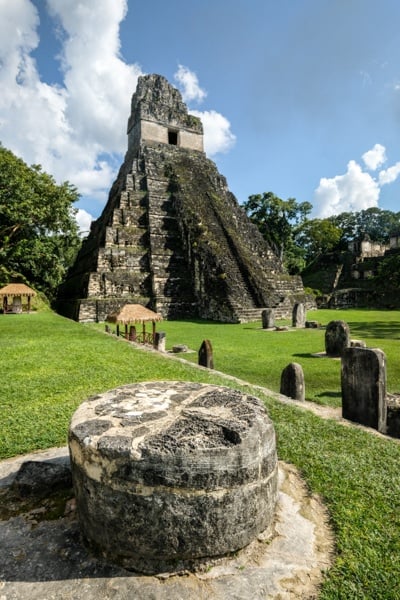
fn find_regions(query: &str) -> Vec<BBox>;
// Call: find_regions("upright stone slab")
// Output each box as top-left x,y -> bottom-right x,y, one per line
198,339 -> 214,368
292,303 -> 305,328
68,381 -> 278,574
341,347 -> 387,433
280,362 -> 305,401
325,320 -> 350,357
153,331 -> 166,352
262,308 -> 275,329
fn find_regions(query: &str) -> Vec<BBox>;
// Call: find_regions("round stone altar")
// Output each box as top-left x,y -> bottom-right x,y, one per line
68,381 -> 278,574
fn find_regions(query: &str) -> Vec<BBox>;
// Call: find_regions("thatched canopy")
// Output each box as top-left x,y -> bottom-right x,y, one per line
0,283 -> 37,298
106,304 -> 162,325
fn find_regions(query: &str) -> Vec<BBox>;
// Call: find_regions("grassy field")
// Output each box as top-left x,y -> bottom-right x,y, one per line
93,308 -> 400,407
2,308 -> 400,598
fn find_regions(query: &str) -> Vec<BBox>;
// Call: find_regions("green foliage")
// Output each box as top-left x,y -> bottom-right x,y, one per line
329,207 -> 400,245
244,192 -> 400,275
375,253 -> 400,287
243,191 -> 311,270
297,218 -> 342,261
0,145 -> 81,300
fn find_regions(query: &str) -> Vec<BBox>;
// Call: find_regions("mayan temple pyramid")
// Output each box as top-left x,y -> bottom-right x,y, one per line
57,74 -> 305,322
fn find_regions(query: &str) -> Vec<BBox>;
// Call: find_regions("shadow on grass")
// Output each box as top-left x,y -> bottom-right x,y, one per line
348,321 -> 400,340
315,391 -> 342,399
293,353 -> 329,359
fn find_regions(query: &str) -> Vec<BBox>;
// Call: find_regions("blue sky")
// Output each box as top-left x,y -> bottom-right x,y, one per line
1,0 -> 400,232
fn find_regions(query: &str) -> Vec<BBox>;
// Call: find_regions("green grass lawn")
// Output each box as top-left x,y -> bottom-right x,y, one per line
109,308 -> 400,407
2,308 -> 400,598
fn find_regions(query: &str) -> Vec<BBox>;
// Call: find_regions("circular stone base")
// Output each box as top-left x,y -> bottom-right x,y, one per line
0,457 -> 334,600
68,382 -> 278,573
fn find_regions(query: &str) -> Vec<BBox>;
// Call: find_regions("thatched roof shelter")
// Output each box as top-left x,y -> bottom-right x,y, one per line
106,304 -> 162,325
0,283 -> 37,298
0,283 -> 37,313
106,304 -> 162,343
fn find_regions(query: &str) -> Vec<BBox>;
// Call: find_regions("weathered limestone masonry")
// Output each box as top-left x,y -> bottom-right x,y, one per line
57,74 -> 305,322
341,347 -> 387,433
68,381 -> 278,573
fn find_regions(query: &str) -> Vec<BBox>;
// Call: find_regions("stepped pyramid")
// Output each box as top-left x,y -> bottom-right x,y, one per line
57,74 -> 305,322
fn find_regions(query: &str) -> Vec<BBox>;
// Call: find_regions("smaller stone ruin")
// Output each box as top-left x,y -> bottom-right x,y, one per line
198,339 -> 213,368
68,381 -> 278,573
262,308 -> 275,329
341,347 -> 387,433
292,303 -> 305,328
341,346 -> 400,438
280,362 -> 305,402
325,320 -> 350,357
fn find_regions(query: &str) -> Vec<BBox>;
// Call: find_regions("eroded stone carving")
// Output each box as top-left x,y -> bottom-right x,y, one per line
280,362 -> 305,402
68,381 -> 278,573
325,320 -> 350,357
341,347 -> 387,433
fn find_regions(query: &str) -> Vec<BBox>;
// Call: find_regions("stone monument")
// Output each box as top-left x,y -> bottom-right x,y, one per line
341,347 -> 387,433
280,362 -> 305,401
262,308 -> 275,329
57,74 -> 305,323
325,320 -> 350,357
198,339 -> 214,368
292,302 -> 305,328
68,381 -> 278,573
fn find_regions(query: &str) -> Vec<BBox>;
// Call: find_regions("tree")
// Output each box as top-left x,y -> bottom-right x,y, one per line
329,208 -> 400,246
244,192 -> 312,268
375,253 -> 400,288
0,145 -> 81,300
296,218 -> 342,262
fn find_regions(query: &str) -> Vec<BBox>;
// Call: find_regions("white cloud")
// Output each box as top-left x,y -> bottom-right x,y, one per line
362,143 -> 386,170
314,160 -> 380,218
378,162 -> 400,185
76,208 -> 94,235
0,0 -> 142,214
173,65 -> 235,156
174,64 -> 206,103
191,109 -> 236,156
0,2 -> 236,217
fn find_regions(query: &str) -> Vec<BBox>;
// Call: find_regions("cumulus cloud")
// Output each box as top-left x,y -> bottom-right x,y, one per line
173,65 -> 235,156
0,4 -> 236,222
378,162 -> 400,185
76,208 -> 93,235
191,109 -> 236,156
174,64 -> 206,103
0,0 -> 143,225
314,143 -> 400,217
362,143 -> 386,170
314,159 -> 380,218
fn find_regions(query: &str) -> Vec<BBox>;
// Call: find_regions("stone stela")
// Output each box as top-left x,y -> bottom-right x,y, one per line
325,320 -> 350,357
68,381 -> 278,574
292,302 -> 305,328
198,339 -> 214,368
262,308 -> 275,329
341,347 -> 387,433
280,362 -> 305,402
